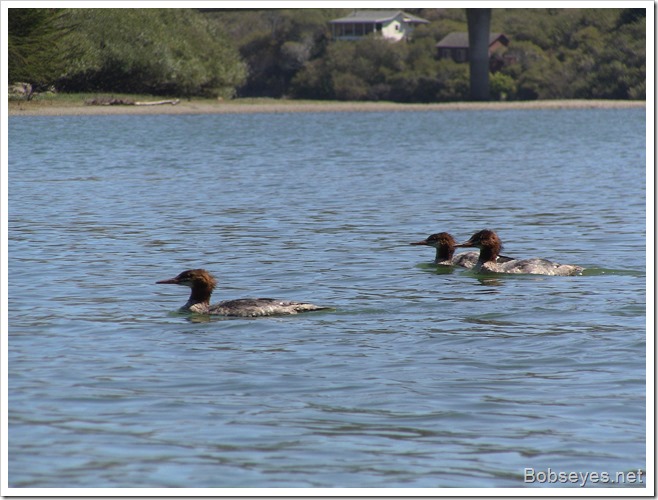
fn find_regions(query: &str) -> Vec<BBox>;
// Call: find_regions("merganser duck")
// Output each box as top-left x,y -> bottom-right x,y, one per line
156,269 -> 329,317
456,229 -> 584,276
410,232 -> 514,268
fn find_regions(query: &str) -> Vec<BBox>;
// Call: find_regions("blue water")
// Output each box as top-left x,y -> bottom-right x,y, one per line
8,108 -> 646,489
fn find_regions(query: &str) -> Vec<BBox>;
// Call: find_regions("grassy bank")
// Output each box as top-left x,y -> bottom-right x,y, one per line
7,92 -> 646,117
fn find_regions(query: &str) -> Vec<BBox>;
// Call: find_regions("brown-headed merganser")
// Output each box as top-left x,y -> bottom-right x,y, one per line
156,269 -> 329,317
456,229 -> 584,276
410,232 -> 514,268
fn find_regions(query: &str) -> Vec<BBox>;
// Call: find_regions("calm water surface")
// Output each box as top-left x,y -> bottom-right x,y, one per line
8,108 -> 646,489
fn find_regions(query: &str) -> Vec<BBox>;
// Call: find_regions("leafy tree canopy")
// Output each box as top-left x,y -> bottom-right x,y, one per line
8,8 -> 69,91
10,8 -> 247,98
8,7 -> 646,102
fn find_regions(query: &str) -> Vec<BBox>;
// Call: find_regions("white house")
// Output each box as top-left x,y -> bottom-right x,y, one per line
329,10 -> 429,42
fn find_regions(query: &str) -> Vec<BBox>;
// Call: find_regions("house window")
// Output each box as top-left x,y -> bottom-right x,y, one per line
376,23 -> 382,31
456,49 -> 467,62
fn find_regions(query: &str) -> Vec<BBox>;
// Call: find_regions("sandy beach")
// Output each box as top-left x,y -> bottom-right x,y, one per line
7,98 -> 645,117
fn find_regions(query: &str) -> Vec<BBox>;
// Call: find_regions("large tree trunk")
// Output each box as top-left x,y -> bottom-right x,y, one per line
467,8 -> 492,101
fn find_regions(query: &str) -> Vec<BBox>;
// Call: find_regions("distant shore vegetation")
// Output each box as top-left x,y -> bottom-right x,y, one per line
8,7 -> 646,102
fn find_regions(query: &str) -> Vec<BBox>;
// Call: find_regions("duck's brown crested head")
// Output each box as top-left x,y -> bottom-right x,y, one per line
409,232 -> 457,248
156,269 -> 217,291
410,232 -> 458,262
457,230 -> 502,261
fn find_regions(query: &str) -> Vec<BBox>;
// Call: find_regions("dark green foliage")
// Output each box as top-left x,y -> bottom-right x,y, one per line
229,7 -> 645,102
288,37 -> 472,103
8,8 -> 645,102
10,8 -> 246,98
57,9 -> 247,97
497,8 -> 645,100
8,9 -> 70,96
208,9 -> 335,97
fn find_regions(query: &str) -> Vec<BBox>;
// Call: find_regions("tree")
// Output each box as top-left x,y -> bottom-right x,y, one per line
218,9 -> 332,97
466,8 -> 491,101
56,9 -> 246,97
8,9 -> 69,97
489,72 -> 516,100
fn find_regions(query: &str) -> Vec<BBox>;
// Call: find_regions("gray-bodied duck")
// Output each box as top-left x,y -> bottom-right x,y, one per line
157,269 -> 329,317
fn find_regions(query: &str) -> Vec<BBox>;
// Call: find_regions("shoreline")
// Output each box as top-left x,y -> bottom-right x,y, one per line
7,98 -> 645,117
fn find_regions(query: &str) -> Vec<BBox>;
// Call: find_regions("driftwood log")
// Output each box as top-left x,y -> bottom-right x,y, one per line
85,97 -> 180,106
134,99 -> 180,106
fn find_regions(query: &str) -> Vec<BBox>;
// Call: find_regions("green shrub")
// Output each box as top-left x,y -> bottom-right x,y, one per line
56,9 -> 246,97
